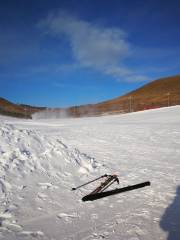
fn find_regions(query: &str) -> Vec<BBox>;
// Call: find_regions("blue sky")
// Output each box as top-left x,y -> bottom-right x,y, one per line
1,0 -> 180,107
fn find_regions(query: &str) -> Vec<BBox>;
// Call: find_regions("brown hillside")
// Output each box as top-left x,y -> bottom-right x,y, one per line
0,98 -> 45,118
65,75 -> 180,116
1,75 -> 180,118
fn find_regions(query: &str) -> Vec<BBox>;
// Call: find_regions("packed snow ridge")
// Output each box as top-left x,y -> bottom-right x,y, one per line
0,123 -> 99,180
0,121 -> 104,239
0,106 -> 180,240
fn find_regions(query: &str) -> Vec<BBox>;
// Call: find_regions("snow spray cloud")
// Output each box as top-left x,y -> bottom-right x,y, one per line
32,105 -> 101,119
32,108 -> 70,119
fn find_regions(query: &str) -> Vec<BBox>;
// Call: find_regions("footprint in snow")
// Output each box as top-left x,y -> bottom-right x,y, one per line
0,212 -> 12,224
0,179 -> 12,194
38,182 -> 52,189
4,204 -> 18,213
2,222 -> 22,232
17,230 -> 44,238
91,232 -> 109,239
38,182 -> 59,190
17,196 -> 25,201
37,207 -> 43,211
37,193 -> 47,200
57,213 -> 78,222
91,213 -> 98,220
0,212 -> 22,233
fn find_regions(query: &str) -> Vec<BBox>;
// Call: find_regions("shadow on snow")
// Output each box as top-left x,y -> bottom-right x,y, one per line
160,186 -> 180,240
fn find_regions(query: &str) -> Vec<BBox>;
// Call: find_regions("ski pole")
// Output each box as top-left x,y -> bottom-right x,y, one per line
72,174 -> 108,191
100,179 -> 118,193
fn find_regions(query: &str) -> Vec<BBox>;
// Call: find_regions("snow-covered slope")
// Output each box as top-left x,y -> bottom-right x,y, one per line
0,106 -> 180,240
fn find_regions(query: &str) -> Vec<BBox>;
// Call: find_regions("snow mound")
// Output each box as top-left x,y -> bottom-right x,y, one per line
0,122 -> 103,238
0,123 -> 100,193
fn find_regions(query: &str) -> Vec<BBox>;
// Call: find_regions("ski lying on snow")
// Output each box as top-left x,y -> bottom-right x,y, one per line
82,181 -> 150,202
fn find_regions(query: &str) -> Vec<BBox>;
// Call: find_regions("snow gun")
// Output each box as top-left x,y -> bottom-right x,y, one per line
72,174 -> 150,201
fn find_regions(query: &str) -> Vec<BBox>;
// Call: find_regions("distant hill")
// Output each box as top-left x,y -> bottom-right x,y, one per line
1,75 -> 180,118
0,98 -> 45,118
64,75 -> 180,117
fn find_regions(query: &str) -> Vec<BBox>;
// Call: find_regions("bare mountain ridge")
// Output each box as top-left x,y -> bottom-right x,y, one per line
66,75 -> 180,117
0,97 -> 45,118
1,75 -> 180,118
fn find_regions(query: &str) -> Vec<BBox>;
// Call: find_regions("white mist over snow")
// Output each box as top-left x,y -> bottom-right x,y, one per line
32,109 -> 70,119
0,106 -> 180,240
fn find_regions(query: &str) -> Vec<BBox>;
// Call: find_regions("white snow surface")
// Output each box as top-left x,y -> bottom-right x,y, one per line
0,106 -> 180,240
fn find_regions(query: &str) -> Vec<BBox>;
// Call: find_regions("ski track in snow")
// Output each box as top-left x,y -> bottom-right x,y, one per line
0,106 -> 180,239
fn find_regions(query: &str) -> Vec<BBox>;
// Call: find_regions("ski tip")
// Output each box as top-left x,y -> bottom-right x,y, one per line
146,181 -> 151,186
72,187 -> 76,191
82,195 -> 91,202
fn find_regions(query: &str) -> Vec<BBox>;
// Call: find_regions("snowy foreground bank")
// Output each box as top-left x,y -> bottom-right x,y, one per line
0,106 -> 180,240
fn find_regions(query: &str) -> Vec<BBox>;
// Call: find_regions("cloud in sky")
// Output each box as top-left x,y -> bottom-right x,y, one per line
38,11 -> 148,82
